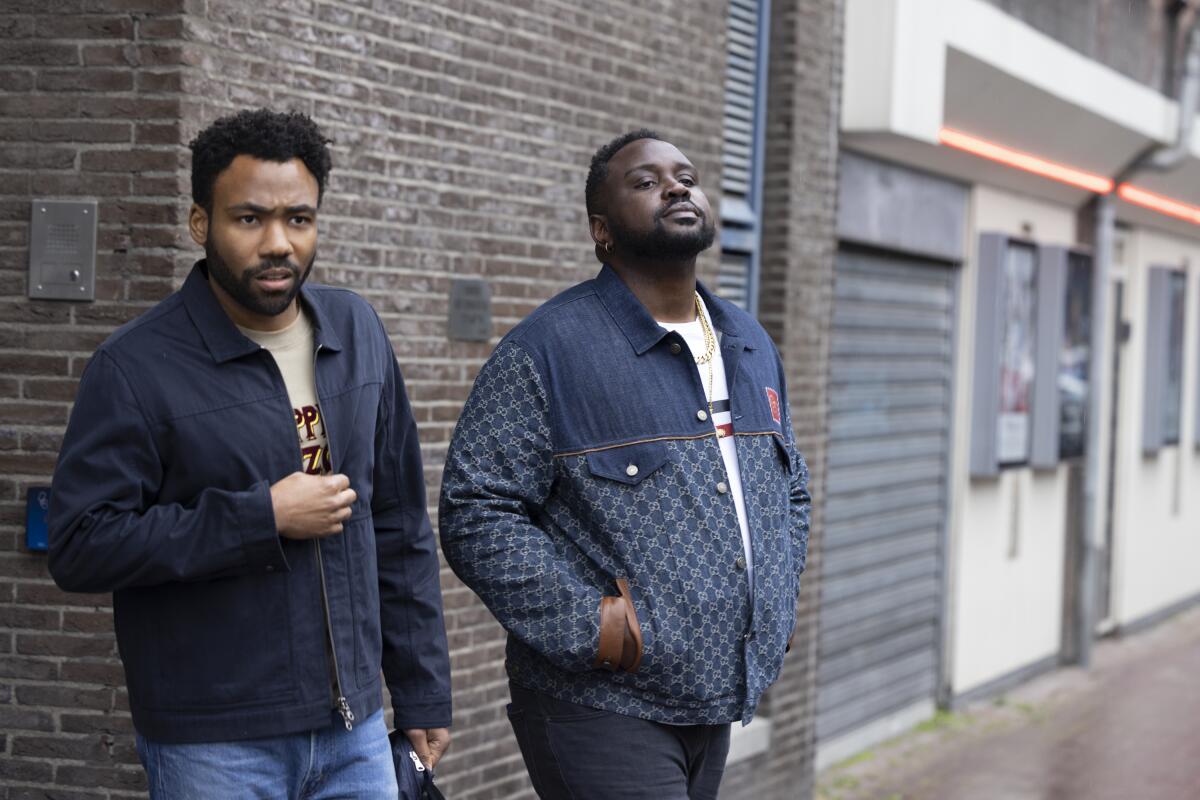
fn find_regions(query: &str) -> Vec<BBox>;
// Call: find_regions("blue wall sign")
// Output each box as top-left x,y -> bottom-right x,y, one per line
26,486 -> 50,553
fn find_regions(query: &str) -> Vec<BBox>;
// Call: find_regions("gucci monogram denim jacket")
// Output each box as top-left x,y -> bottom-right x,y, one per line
440,265 -> 810,725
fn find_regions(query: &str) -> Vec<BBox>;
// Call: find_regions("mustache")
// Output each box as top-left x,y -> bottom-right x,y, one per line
245,259 -> 303,278
655,198 -> 702,222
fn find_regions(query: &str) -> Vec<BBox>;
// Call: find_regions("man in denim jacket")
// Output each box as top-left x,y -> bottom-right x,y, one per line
440,130 -> 811,799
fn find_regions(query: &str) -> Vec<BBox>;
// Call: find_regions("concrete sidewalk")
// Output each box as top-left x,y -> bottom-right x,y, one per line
816,603 -> 1200,800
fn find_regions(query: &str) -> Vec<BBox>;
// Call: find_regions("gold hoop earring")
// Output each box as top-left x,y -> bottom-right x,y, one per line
604,241 -> 613,254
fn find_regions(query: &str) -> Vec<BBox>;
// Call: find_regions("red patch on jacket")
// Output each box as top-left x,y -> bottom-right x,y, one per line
765,387 -> 781,424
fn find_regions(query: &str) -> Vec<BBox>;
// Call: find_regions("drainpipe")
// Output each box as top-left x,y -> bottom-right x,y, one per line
1077,3 -> 1200,668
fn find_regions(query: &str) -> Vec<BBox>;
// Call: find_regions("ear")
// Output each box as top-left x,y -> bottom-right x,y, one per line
588,214 -> 610,250
188,203 -> 209,248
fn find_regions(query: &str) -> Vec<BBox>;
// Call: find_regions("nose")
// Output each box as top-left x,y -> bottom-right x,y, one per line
260,219 -> 294,259
664,177 -> 690,199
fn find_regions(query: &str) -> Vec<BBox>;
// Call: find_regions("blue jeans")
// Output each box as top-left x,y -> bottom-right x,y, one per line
135,709 -> 398,799
506,683 -> 731,800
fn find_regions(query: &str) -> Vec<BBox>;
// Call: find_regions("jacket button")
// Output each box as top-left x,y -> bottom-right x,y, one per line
697,410 -> 708,421
735,556 -> 747,571
625,464 -> 639,477
670,342 -> 682,355
266,565 -> 275,573
716,481 -> 728,494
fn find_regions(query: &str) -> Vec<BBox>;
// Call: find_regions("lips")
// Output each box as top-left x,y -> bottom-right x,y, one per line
253,267 -> 297,292
661,203 -> 701,220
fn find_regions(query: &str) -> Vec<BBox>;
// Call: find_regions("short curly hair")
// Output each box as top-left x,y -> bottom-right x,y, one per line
584,128 -> 662,216
189,108 -> 333,211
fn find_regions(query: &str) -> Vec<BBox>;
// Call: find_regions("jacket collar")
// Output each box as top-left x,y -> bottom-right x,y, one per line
593,263 -> 747,355
181,260 -> 344,363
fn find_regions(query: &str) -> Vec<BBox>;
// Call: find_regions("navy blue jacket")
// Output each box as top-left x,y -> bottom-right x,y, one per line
440,265 -> 810,725
48,263 -> 451,743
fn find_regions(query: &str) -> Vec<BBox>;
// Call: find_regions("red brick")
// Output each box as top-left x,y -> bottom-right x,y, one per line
12,734 -> 122,762
0,145 -> 77,170
0,43 -> 80,66
17,430 -> 65,452
80,42 -> 138,66
15,683 -> 113,711
22,329 -> 109,352
60,610 -> 115,635
34,14 -> 136,40
61,712 -> 135,735
0,452 -> 60,476
28,172 -> 131,196
32,120 -> 131,143
135,68 -> 184,92
0,604 -> 60,629
137,16 -> 186,38
0,757 -> 53,784
16,582 -> 109,608
0,655 -> 59,681
59,658 -> 123,684
0,94 -> 78,118
16,633 -> 116,659
37,68 -> 135,92
0,707 -> 57,733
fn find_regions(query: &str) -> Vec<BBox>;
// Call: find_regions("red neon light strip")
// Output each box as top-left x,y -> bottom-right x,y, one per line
940,127 -> 1200,226
1115,183 -> 1200,224
939,128 -> 1114,194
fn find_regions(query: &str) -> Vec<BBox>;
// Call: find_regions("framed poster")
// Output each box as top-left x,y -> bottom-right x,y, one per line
996,241 -> 1038,466
1144,267 -> 1188,454
1163,271 -> 1186,445
1058,252 -> 1092,460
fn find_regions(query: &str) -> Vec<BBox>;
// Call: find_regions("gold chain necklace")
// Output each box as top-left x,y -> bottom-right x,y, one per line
693,292 -> 717,424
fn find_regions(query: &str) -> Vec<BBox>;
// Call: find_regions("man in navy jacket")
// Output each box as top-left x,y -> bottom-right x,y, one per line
48,109 -> 450,798
441,130 -> 810,799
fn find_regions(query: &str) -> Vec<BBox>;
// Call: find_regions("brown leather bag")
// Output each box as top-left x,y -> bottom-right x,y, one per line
593,577 -> 643,673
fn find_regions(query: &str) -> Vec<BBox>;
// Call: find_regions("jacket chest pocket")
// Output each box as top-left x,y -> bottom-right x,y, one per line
585,440 -> 670,485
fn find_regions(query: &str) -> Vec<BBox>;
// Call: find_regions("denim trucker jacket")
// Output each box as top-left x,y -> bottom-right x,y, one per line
47,263 -> 451,743
440,265 -> 811,725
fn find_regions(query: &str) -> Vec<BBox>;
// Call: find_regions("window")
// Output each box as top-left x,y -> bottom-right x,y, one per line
719,0 -> 770,314
1143,267 -> 1188,454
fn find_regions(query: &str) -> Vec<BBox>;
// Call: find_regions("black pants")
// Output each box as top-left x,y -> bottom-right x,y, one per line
506,683 -> 732,800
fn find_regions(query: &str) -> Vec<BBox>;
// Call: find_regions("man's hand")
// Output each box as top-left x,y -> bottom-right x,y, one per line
403,727 -> 450,771
270,472 -> 357,540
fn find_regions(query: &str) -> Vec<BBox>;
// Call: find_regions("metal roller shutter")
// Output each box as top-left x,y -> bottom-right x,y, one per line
816,247 -> 956,750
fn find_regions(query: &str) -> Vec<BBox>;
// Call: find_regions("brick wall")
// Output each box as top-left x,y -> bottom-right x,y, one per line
1,1 -> 840,797
717,0 -> 841,798
0,1 -> 191,797
0,1 -> 840,800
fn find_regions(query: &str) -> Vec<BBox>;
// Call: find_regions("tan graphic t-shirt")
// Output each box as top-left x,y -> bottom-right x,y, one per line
238,310 -> 329,475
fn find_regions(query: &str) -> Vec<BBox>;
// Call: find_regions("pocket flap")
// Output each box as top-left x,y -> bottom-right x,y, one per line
586,441 -> 670,485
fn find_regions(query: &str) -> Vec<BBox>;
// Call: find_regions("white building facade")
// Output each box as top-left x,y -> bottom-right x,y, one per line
819,0 -> 1200,768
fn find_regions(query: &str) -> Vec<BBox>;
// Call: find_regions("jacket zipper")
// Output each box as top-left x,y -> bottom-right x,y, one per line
314,540 -> 355,730
311,342 -> 355,732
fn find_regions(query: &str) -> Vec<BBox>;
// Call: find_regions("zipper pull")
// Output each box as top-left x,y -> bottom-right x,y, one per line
336,696 -> 356,731
408,748 -> 426,773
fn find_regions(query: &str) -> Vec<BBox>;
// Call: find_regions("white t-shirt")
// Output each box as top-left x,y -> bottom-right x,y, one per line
238,310 -> 330,476
658,299 -> 754,593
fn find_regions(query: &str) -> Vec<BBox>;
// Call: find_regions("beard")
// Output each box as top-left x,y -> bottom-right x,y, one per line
608,201 -> 716,261
204,237 -> 315,318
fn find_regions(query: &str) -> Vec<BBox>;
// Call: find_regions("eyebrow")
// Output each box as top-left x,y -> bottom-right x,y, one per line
226,203 -> 318,215
623,161 -> 697,177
